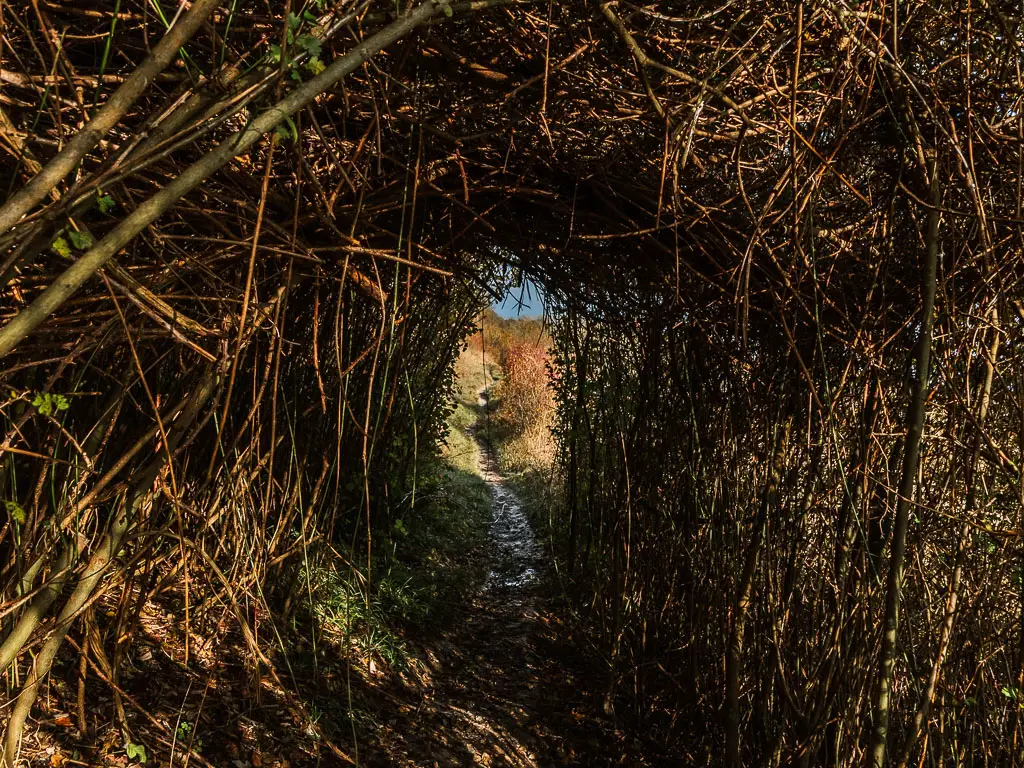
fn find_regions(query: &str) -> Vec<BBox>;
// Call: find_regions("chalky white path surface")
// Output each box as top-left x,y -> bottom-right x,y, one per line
475,389 -> 542,592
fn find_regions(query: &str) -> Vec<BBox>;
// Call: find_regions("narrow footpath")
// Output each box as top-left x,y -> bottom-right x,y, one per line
367,391 -> 659,767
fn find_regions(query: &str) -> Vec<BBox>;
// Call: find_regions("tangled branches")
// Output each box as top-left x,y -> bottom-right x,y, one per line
0,0 -> 1022,763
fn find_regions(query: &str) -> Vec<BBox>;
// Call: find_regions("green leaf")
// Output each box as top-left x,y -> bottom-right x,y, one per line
274,115 -> 299,143
393,519 -> 409,537
97,193 -> 116,214
303,9 -> 319,22
288,11 -> 302,30
125,741 -> 147,763
32,393 -> 52,416
268,43 -> 283,63
5,501 -> 25,525
296,34 -> 321,58
51,236 -> 72,258
67,230 -> 95,250
304,56 -> 326,75
31,392 -> 70,416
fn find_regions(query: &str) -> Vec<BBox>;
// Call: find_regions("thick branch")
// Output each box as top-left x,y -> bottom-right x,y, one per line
0,0 -> 522,359
0,0 -> 224,237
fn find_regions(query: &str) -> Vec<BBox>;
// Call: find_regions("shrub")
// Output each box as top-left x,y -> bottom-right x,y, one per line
494,341 -> 551,437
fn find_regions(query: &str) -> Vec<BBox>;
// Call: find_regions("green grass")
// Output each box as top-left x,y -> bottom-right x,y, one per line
453,346 -> 500,409
394,454 -> 491,610
443,402 -> 482,476
303,363 -> 495,670
303,453 -> 492,667
305,563 -> 420,668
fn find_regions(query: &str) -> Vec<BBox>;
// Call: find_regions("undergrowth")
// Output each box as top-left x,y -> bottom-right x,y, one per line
302,460 -> 491,672
480,335 -> 559,539
301,355 -> 493,676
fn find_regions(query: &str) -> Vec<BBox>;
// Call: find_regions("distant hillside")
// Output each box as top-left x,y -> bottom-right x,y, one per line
470,308 -> 550,364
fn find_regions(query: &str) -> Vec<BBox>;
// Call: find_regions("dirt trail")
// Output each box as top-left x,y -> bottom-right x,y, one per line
367,393 -> 657,767
476,390 -> 542,595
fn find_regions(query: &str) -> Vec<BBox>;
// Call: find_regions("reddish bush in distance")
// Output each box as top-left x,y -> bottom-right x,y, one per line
495,341 -> 551,437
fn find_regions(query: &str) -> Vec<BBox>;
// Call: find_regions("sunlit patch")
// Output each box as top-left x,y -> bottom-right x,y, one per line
474,395 -> 544,593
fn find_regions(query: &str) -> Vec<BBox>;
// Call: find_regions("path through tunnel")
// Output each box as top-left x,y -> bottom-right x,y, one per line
1,0 -> 1023,764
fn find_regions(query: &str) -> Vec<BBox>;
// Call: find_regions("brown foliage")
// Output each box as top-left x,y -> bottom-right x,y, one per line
493,340 -> 551,438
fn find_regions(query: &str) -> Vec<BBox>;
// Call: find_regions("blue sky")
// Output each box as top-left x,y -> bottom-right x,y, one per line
491,279 -> 544,318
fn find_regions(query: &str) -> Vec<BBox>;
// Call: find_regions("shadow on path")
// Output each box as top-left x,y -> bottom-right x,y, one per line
366,399 -> 660,767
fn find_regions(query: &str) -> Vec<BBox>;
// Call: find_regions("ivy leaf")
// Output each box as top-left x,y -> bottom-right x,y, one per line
67,230 -> 95,250
5,501 -> 25,525
296,34 -> 321,58
125,741 -> 147,764
97,193 -> 116,214
51,236 -> 72,258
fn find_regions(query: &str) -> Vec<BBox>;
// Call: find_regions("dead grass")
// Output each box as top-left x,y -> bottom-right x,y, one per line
498,421 -> 555,475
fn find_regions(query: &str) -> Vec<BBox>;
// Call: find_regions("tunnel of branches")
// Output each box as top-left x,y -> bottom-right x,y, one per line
1,0 -> 1023,764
